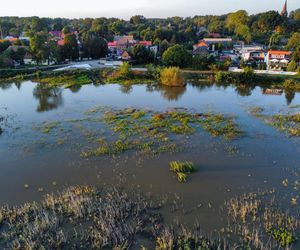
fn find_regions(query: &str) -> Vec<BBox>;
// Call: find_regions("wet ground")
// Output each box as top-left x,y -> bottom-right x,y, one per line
0,80 -> 300,233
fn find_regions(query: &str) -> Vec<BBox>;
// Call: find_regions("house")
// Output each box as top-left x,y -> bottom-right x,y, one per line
203,38 -> 233,52
108,35 -> 154,59
266,50 -> 292,70
23,52 -> 34,65
121,51 -> 131,61
4,36 -> 18,43
192,41 -> 209,56
49,31 -> 64,41
242,51 -> 265,63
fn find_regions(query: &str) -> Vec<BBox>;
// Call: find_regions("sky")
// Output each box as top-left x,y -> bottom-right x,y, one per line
0,0 -> 299,19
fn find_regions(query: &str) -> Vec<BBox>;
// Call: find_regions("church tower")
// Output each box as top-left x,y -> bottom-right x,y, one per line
281,0 -> 288,17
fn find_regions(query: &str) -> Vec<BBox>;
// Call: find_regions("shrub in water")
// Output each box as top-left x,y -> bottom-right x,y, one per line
160,67 -> 185,87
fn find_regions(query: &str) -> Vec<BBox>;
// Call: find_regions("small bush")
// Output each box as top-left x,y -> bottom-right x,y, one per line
160,67 -> 185,87
110,62 -> 133,80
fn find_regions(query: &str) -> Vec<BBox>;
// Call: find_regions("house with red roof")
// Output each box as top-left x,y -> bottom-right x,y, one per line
266,50 -> 292,70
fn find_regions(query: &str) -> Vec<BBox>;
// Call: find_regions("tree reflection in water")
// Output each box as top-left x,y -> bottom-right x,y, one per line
234,84 -> 254,97
119,84 -> 133,94
285,90 -> 295,106
159,85 -> 186,101
33,84 -> 63,112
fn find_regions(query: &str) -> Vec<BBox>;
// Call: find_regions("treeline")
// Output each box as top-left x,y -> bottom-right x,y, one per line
0,9 -> 299,67
1,9 -> 299,46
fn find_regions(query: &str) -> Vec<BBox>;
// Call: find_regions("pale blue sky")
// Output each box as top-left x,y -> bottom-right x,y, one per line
0,0 -> 299,19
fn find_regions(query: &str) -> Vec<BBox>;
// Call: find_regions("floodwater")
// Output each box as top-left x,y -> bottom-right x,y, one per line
0,80 -> 300,232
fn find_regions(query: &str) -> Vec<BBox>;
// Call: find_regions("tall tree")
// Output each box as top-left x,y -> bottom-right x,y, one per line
61,34 -> 79,61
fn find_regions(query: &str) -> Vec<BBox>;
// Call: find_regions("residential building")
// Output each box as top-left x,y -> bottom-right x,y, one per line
242,51 -> 265,63
266,50 -> 292,70
192,41 -> 209,56
203,38 -> 233,51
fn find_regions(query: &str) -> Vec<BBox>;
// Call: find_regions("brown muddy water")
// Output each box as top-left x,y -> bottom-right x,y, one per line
0,81 -> 300,237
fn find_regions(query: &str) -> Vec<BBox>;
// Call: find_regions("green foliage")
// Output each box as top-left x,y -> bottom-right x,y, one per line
111,62 -> 133,80
270,228 -> 296,247
160,67 -> 185,87
169,161 -> 195,183
162,45 -> 191,68
226,10 -> 252,42
61,34 -> 79,61
215,68 -> 256,84
0,41 -> 10,54
287,32 -> 300,50
192,55 -> 215,70
146,64 -> 161,80
82,33 -> 108,59
29,32 -> 50,64
131,44 -> 154,64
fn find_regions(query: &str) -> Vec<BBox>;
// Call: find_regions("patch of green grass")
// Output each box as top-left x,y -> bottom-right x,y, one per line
169,161 -> 195,183
270,228 -> 297,247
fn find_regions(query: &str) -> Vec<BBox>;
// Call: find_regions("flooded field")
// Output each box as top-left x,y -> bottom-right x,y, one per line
1,80 -> 300,248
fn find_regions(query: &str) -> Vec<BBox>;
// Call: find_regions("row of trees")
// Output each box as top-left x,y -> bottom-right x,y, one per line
1,9 -> 299,47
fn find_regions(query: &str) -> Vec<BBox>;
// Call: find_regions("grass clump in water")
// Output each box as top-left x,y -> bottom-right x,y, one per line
272,113 -> 300,137
270,227 -> 297,247
169,161 -> 195,182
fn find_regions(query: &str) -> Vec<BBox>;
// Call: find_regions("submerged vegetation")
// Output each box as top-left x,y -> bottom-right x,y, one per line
226,191 -> 300,248
0,184 -> 299,249
169,161 -> 195,182
249,106 -> 300,137
80,107 -> 242,159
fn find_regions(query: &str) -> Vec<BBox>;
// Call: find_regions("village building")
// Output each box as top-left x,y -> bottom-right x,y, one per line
266,50 -> 292,70
192,41 -> 209,56
281,0 -> 288,17
203,38 -> 233,52
108,35 -> 154,59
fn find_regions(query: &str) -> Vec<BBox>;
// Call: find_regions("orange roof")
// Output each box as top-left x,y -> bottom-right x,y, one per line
268,50 -> 292,55
57,39 -> 65,46
196,41 -> 209,47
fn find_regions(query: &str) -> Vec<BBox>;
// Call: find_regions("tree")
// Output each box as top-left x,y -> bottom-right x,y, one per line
31,17 -> 49,33
61,34 -> 79,61
287,32 -> 300,50
29,32 -> 49,64
226,10 -> 252,42
131,44 -> 154,64
290,9 -> 300,22
110,20 -> 126,35
82,34 -> 108,59
0,40 -> 10,54
159,40 -> 170,56
130,15 -> 146,25
162,45 -> 191,68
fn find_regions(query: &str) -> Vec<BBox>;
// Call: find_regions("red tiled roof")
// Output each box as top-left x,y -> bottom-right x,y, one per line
268,50 -> 292,55
108,41 -> 117,47
57,39 -> 65,46
138,41 -> 152,46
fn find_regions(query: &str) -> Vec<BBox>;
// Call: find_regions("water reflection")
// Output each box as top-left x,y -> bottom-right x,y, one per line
119,84 -> 133,94
33,84 -> 63,112
234,84 -> 254,97
285,91 -> 295,106
145,84 -> 186,101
